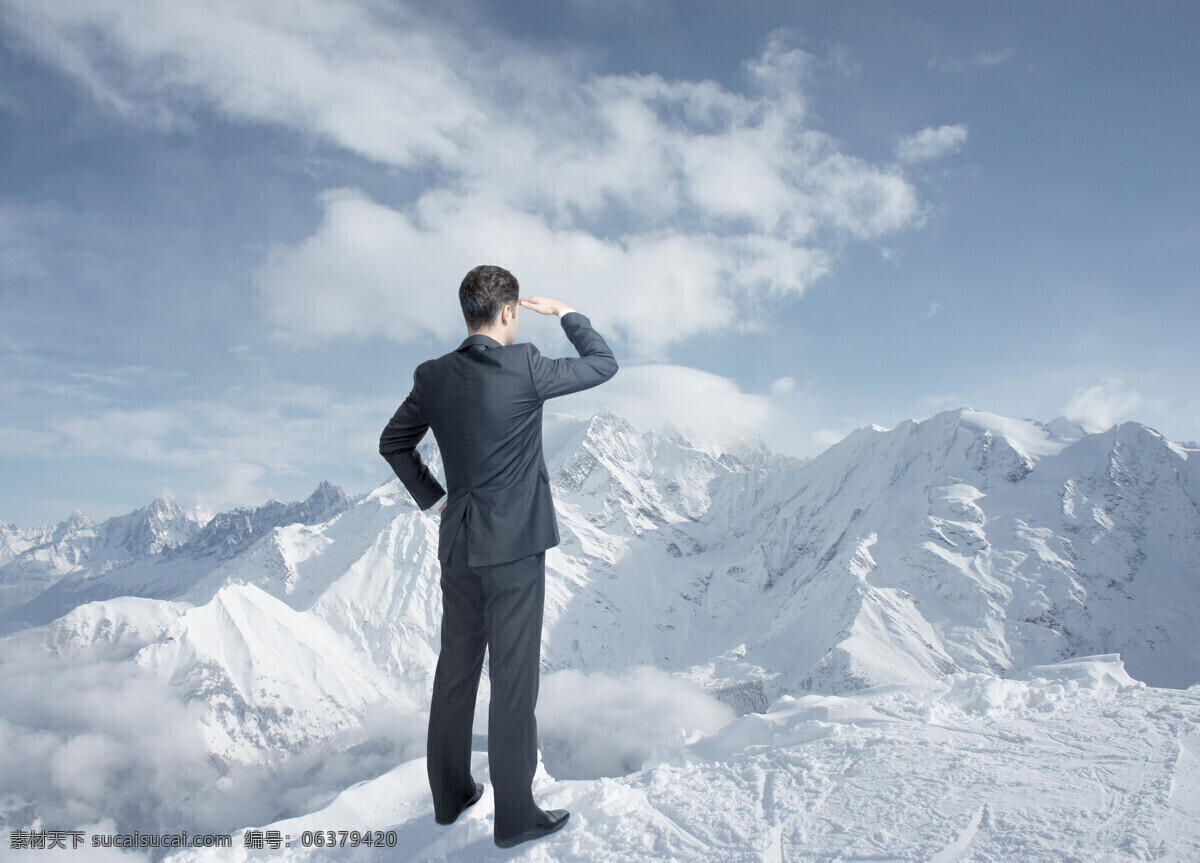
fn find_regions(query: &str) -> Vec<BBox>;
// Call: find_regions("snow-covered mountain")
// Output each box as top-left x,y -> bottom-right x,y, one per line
0,496 -> 212,622
2,407 -> 1198,859
695,409 -> 1200,693
0,482 -> 350,633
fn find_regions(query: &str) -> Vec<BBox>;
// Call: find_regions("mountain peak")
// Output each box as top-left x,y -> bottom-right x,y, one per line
62,510 -> 94,531
147,492 -> 184,514
300,481 -> 352,521
307,479 -> 346,499
103,494 -> 208,557
585,408 -> 639,439
51,511 -> 95,545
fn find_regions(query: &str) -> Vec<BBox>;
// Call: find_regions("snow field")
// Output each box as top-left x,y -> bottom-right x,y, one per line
164,657 -> 1200,863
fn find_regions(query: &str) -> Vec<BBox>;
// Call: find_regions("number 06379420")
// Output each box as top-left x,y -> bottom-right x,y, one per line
299,830 -> 397,848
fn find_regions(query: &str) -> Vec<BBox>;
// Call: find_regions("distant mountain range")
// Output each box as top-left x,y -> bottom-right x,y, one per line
2,407 -> 1198,769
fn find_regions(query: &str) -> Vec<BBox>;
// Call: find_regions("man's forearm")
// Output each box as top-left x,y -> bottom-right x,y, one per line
380,447 -> 446,510
379,390 -> 446,510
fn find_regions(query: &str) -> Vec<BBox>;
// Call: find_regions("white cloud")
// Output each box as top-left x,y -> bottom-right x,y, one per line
0,636 -> 729,837
538,667 -> 735,779
0,633 -> 428,839
0,355 -> 785,514
929,48 -> 1015,73
0,636 -> 225,831
196,462 -> 275,510
976,49 -> 1015,67
4,4 -> 931,353
895,124 -> 969,164
0,379 -> 400,512
1062,379 -> 1142,433
256,188 -> 745,357
2,0 -> 482,162
549,363 -> 774,455
770,376 -> 796,396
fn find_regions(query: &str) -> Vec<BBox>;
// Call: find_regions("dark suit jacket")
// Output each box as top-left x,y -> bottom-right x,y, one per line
380,311 -> 617,567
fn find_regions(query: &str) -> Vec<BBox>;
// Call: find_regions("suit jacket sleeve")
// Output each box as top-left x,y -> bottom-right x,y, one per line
379,368 -> 447,510
528,311 -> 618,401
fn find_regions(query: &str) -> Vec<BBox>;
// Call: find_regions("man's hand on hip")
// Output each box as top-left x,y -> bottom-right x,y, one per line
520,296 -> 569,316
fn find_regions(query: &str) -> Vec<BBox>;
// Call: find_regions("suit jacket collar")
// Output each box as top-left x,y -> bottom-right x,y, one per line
457,334 -> 503,351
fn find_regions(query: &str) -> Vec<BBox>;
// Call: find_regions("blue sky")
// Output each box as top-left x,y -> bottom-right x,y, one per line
1,0 -> 1197,525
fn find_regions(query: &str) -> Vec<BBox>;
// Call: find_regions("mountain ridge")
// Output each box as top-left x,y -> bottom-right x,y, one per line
4,407 -> 1198,694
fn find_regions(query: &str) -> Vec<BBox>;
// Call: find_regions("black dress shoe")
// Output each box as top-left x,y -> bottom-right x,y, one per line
435,782 -> 484,825
494,809 -> 570,848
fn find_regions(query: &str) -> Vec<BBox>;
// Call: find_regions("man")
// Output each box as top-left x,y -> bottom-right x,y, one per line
379,265 -> 617,848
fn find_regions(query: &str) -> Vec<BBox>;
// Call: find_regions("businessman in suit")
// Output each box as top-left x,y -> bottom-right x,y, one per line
379,265 -> 617,848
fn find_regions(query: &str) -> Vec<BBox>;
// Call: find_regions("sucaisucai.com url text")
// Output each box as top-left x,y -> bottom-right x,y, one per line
9,830 -> 233,850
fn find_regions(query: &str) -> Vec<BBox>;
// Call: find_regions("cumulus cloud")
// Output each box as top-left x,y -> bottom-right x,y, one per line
537,667 -> 735,779
0,629 -> 427,838
895,124 -> 969,164
4,2 -> 930,354
1062,379 -> 1142,433
255,187 -> 750,355
0,634 -> 229,833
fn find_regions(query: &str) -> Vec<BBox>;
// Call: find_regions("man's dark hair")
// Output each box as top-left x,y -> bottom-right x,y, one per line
459,265 -> 519,330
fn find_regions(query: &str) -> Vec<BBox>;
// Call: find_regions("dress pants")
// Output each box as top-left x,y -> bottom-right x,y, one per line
427,519 -> 546,837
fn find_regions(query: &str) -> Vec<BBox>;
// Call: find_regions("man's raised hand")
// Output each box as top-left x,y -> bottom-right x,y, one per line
519,296 -> 567,316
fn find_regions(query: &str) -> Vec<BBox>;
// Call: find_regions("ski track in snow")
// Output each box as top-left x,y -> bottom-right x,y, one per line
165,661 -> 1200,863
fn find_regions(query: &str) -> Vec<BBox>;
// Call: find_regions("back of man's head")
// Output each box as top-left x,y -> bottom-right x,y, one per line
460,265 -> 519,330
